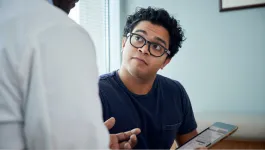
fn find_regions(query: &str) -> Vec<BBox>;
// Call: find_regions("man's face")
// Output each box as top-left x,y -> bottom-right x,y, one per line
121,21 -> 171,79
53,0 -> 78,14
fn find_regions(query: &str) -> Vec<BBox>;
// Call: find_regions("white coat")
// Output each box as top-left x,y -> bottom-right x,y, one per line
0,0 -> 109,149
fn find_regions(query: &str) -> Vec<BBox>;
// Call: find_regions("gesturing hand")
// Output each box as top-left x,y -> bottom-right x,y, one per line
104,117 -> 141,149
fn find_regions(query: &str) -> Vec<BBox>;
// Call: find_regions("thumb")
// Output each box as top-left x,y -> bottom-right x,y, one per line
104,117 -> 115,130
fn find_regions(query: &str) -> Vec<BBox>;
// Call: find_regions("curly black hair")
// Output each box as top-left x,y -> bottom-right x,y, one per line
123,7 -> 185,58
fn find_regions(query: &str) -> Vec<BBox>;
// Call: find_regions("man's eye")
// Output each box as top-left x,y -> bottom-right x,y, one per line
135,36 -> 143,41
152,44 -> 162,51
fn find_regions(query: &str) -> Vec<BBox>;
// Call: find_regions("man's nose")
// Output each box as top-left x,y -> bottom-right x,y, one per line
138,43 -> 150,55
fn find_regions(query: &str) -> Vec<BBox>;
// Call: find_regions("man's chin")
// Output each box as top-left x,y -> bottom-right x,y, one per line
128,67 -> 149,79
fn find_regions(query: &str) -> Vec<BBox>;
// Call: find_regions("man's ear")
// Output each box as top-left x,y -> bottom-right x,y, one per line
161,58 -> 171,70
122,37 -> 127,49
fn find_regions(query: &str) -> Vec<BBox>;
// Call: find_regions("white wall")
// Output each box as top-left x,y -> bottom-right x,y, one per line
121,0 -> 265,114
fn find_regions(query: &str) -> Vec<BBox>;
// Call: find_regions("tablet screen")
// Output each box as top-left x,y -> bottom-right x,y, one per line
178,126 -> 228,149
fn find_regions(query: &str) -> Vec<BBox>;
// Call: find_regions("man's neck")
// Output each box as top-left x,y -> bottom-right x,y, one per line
118,67 -> 156,95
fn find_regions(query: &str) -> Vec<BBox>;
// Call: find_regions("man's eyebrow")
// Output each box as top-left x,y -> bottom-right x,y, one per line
154,37 -> 167,47
135,29 -> 147,35
134,29 -> 167,47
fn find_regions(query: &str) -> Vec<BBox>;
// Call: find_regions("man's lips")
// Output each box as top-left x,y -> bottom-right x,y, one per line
132,57 -> 148,65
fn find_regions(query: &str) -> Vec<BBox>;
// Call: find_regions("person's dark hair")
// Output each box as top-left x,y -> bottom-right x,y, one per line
123,7 -> 185,58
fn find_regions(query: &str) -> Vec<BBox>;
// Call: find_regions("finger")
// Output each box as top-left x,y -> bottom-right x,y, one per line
124,142 -> 131,149
119,141 -> 131,149
110,145 -> 119,150
116,128 -> 141,141
128,134 -> 137,148
116,130 -> 134,141
116,132 -> 130,141
109,134 -> 119,149
104,117 -> 115,130
131,128 -> 141,135
118,135 -> 137,149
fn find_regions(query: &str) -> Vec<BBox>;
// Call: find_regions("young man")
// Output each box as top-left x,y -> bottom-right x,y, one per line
0,0 -> 139,149
99,7 -> 198,149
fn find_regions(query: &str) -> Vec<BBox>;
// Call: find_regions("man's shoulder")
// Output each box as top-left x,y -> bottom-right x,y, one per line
99,71 -> 116,80
99,71 -> 118,89
156,74 -> 189,100
157,74 -> 184,90
99,71 -> 117,84
98,71 -> 124,102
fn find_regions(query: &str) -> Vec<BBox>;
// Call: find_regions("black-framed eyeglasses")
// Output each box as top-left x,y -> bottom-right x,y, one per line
127,33 -> 171,57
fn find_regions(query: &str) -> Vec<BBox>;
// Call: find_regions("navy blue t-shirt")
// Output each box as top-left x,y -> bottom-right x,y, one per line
99,71 -> 197,149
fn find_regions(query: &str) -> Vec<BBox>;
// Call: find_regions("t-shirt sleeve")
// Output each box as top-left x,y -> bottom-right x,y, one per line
175,81 -> 197,135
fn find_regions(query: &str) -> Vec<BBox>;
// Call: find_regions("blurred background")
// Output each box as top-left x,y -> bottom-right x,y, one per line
68,0 -> 265,145
69,0 -> 265,116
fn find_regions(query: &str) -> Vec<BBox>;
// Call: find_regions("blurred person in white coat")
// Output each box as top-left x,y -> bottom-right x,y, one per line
0,0 -> 140,149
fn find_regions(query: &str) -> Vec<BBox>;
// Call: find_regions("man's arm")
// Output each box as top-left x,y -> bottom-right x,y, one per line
177,130 -> 208,150
174,84 -> 208,149
22,25 -> 109,149
174,81 -> 198,147
176,129 -> 198,146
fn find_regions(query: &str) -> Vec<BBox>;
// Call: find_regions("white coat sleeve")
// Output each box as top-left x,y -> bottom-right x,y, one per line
21,25 -> 110,149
